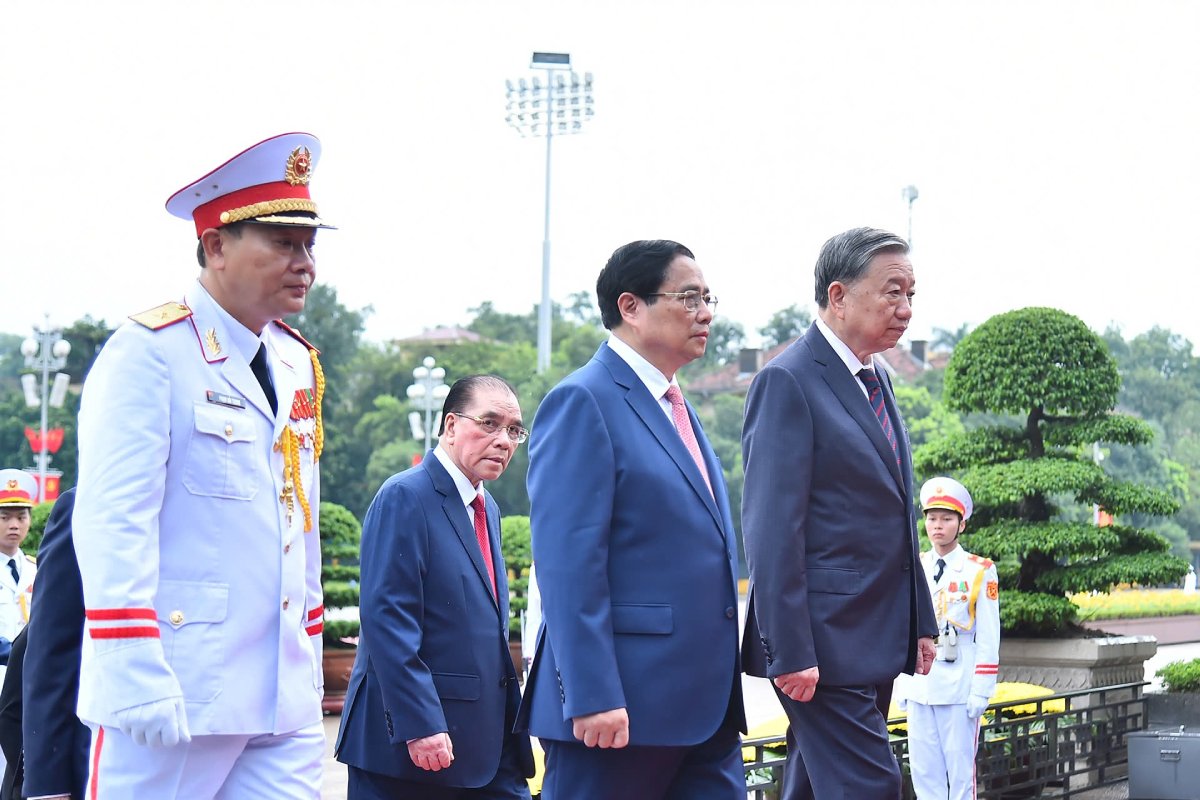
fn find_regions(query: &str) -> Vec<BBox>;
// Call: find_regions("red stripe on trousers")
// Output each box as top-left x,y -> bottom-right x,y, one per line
90,726 -> 105,799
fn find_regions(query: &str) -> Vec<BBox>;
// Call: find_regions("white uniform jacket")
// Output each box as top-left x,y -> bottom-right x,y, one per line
0,553 -> 36,643
898,546 -> 1000,706
74,281 -> 323,736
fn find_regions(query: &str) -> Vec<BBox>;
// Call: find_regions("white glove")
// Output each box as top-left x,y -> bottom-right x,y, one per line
966,694 -> 990,719
114,697 -> 191,747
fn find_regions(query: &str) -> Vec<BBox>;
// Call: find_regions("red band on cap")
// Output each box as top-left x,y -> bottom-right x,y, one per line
925,494 -> 965,515
192,180 -> 313,236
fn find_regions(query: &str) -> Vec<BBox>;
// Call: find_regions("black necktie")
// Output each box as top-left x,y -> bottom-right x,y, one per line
7,558 -> 18,585
933,558 -> 946,584
250,343 -> 278,416
857,369 -> 899,466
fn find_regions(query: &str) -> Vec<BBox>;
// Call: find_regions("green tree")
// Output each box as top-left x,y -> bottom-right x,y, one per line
0,333 -> 27,383
917,307 -> 1188,636
285,285 -> 370,512
931,323 -> 972,352
759,304 -> 812,350
61,316 -> 115,382
285,284 -> 369,381
696,318 -> 745,367
467,302 -> 536,344
893,384 -> 966,448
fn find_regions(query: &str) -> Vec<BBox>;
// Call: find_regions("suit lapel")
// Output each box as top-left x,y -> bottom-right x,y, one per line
807,328 -> 905,491
597,345 -> 724,531
424,455 -> 501,614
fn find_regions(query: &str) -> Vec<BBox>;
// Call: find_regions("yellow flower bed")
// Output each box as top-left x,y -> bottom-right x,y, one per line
530,682 -> 1066,794
885,681 -> 1065,733
1071,588 -> 1200,621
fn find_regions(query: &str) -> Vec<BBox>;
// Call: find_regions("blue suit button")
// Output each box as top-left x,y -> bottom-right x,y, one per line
725,607 -> 735,619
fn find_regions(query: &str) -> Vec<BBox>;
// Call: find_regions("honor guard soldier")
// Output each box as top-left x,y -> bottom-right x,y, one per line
74,133 -> 334,799
895,477 -> 1000,800
0,470 -> 36,681
0,469 -> 37,785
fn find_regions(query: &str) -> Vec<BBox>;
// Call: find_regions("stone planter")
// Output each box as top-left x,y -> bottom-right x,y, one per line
1082,615 -> 1200,646
999,635 -> 1158,693
322,647 -> 357,715
997,635 -> 1157,791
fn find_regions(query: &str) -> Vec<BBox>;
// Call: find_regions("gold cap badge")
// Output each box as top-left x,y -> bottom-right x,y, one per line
285,146 -> 313,186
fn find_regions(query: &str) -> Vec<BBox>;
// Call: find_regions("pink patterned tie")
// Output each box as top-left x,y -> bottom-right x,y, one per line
664,385 -> 713,497
470,494 -> 498,600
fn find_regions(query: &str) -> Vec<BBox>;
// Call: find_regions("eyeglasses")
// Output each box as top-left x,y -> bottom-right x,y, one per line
452,413 -> 529,444
647,290 -> 718,314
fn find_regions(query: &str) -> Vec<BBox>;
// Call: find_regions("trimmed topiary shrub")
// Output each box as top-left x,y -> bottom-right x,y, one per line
319,501 -> 361,647
917,307 -> 1189,636
501,515 -> 531,637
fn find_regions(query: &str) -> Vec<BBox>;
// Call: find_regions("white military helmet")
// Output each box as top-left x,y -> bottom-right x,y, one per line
920,476 -> 972,521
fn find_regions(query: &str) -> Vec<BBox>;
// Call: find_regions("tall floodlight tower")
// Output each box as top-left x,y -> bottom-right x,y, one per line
505,52 -> 595,373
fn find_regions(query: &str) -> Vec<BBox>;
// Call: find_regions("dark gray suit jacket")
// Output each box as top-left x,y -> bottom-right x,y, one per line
741,324 -> 937,685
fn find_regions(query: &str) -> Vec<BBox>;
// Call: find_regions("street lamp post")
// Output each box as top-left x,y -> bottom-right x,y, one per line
20,315 -> 70,503
505,52 -> 596,373
406,356 -> 450,454
901,185 -> 919,248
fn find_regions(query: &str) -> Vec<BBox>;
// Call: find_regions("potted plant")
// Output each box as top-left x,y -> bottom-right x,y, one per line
318,501 -> 361,713
1148,658 -> 1200,728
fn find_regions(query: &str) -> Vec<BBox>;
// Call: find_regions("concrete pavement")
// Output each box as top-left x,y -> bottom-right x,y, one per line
317,642 -> 1200,798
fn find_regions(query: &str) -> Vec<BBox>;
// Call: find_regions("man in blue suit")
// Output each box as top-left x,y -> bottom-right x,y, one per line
520,240 -> 746,799
20,488 -> 90,800
741,227 -> 938,800
336,375 -> 535,799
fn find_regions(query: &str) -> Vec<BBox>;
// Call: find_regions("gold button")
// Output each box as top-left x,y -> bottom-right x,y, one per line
282,597 -> 290,610
169,611 -> 184,625
224,424 -> 234,437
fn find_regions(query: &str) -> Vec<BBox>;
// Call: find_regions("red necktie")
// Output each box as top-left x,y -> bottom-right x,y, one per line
470,494 -> 498,600
664,385 -> 713,497
858,368 -> 900,466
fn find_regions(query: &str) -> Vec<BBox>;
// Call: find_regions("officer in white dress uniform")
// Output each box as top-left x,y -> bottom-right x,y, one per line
0,469 -> 37,782
73,133 -> 334,800
895,477 -> 1000,800
0,470 -> 37,665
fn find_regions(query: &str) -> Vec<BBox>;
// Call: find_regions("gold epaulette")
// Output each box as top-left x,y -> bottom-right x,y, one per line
129,302 -> 192,330
272,319 -> 319,353
967,553 -> 994,569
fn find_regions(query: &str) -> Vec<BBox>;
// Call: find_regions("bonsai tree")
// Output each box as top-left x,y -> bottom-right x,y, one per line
319,501 -> 361,647
914,307 -> 1188,636
500,514 -> 532,638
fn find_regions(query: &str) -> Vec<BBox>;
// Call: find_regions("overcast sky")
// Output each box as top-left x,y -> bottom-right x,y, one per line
3,1 -> 1198,352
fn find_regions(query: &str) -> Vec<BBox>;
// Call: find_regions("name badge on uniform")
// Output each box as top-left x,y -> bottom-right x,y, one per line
206,390 -> 246,409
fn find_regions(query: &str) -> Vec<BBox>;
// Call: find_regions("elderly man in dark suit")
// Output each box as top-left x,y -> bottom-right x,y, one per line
335,375 -> 535,799
520,240 -> 745,800
0,488 -> 89,800
741,227 -> 938,800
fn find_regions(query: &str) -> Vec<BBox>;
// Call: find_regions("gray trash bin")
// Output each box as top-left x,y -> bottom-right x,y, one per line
1129,728 -> 1200,800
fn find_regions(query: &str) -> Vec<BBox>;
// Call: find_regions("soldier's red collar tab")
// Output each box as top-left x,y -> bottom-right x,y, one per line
272,319 -> 319,354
